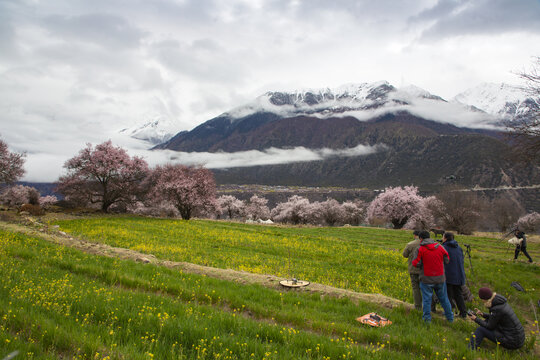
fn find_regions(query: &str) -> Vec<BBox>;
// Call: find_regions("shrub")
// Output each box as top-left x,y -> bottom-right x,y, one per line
19,203 -> 45,216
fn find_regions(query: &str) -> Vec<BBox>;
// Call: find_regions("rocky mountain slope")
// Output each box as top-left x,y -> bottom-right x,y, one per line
154,82 -> 539,189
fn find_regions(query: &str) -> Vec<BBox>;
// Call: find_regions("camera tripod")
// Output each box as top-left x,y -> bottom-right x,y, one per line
464,244 -> 474,276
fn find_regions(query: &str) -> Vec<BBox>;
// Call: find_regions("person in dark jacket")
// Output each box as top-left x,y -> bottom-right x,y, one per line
468,287 -> 525,350
412,230 -> 454,323
442,232 -> 467,318
513,229 -> 533,263
403,230 -> 422,310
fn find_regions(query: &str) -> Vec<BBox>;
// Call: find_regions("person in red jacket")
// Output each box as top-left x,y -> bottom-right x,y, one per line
412,230 -> 454,323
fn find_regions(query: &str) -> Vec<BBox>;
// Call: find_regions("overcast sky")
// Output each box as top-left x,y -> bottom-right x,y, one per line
1,0 -> 540,181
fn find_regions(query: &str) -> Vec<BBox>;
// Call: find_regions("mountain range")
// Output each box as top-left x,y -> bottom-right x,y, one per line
144,81 -> 539,189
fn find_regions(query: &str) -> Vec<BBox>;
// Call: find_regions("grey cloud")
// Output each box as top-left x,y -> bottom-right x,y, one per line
42,13 -> 147,50
152,39 -> 250,84
413,0 -> 540,39
0,16 -> 17,60
1,0 -> 538,183
410,0 -> 465,22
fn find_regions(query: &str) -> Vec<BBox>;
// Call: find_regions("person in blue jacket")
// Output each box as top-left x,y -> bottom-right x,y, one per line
442,232 -> 467,318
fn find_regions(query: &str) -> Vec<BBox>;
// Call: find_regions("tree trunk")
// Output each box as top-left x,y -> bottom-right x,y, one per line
392,217 -> 408,229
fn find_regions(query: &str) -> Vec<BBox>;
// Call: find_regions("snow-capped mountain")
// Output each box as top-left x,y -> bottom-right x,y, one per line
220,81 -> 496,130
155,80 -> 539,190
126,81 -> 538,146
120,115 -> 180,145
226,81 -> 445,119
158,80 -> 501,154
453,83 -> 539,121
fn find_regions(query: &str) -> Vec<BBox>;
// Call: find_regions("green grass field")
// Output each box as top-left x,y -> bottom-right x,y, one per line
0,215 -> 539,359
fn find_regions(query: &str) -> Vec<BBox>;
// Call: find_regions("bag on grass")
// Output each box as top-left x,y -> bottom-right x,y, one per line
356,312 -> 392,327
511,281 -> 525,292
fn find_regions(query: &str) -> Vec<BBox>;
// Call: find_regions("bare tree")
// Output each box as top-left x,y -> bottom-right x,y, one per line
432,188 -> 485,235
506,57 -> 540,161
489,195 -> 524,233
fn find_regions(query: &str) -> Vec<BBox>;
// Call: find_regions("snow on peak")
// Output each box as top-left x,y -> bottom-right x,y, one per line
120,115 -> 180,145
223,81 -> 499,130
453,82 -> 538,120
225,81 -> 404,119
224,81 -> 453,120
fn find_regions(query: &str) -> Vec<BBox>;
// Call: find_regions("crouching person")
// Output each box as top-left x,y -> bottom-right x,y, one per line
468,287 -> 525,350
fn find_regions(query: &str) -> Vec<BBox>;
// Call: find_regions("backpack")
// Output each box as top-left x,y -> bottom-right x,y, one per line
356,312 -> 392,327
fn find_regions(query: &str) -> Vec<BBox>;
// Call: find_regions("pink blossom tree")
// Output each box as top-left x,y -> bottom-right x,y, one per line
367,186 -> 431,229
304,201 -> 324,225
0,138 -> 25,184
342,200 -> 366,226
245,195 -> 270,220
56,141 -> 149,212
39,195 -> 58,209
318,198 -> 346,226
1,185 -> 40,207
148,164 -> 216,220
516,212 -> 540,233
271,195 -> 311,224
217,195 -> 245,219
403,196 -> 436,230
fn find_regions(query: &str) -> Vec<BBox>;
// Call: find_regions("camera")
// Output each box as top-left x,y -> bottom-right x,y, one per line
467,309 -> 474,316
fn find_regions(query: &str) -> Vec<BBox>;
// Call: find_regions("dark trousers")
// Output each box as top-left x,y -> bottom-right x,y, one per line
469,326 -> 497,349
447,283 -> 467,317
409,273 -> 422,310
514,246 -> 533,262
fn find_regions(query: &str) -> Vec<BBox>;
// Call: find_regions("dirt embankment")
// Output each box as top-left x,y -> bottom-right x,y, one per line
0,217 -> 411,310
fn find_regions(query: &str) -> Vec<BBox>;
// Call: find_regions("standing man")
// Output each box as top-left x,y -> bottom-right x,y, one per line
441,232 -> 467,318
513,229 -> 533,263
412,230 -> 454,323
403,230 -> 422,310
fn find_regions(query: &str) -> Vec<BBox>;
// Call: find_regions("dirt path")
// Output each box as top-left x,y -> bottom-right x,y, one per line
0,218 -> 411,310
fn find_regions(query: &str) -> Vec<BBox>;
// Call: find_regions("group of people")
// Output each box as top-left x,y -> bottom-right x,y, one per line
403,230 -> 525,351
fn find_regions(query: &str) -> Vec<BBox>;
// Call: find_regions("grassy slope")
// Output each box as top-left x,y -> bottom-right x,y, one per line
52,217 -> 539,309
0,216 -> 538,359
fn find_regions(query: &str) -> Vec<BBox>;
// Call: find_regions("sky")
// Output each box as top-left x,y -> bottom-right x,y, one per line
1,0 -> 540,182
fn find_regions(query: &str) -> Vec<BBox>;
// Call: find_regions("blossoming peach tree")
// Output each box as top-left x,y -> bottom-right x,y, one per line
57,141 -> 149,212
